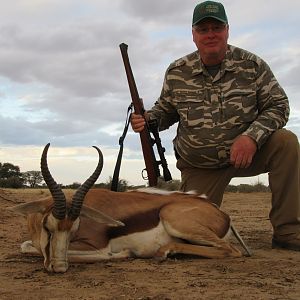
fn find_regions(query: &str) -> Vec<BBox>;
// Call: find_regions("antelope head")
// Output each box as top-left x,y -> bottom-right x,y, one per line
12,143 -> 122,273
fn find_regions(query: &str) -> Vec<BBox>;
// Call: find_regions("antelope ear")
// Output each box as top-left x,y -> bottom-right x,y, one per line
8,200 -> 49,216
80,205 -> 124,227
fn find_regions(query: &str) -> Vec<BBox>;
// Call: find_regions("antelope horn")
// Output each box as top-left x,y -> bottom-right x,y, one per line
40,143 -> 66,220
68,146 -> 103,220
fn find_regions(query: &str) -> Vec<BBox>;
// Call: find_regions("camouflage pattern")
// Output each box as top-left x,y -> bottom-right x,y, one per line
147,45 -> 289,168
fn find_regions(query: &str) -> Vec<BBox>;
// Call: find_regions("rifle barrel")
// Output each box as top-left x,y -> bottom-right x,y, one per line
119,43 -> 159,186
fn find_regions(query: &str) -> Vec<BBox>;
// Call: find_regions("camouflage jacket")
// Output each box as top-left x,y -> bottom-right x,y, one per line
147,45 -> 289,168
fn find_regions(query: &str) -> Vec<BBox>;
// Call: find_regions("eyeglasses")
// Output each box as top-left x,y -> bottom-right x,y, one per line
193,24 -> 227,35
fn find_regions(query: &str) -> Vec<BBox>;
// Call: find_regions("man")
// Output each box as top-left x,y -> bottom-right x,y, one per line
131,1 -> 300,251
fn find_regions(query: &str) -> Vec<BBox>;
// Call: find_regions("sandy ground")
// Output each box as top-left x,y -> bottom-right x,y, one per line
0,188 -> 299,300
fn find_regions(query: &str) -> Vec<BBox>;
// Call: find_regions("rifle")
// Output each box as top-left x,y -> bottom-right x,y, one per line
119,43 -> 172,186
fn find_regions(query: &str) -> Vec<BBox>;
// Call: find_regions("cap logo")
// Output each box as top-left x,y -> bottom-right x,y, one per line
203,4 -> 219,13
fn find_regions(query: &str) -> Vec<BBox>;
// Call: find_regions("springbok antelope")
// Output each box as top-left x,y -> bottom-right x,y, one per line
10,143 -> 250,273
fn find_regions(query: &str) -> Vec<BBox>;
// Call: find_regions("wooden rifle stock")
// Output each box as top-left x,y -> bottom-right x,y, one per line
119,43 -> 160,186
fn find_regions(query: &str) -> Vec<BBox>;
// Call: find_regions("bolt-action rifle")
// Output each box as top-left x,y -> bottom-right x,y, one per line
119,43 -> 172,186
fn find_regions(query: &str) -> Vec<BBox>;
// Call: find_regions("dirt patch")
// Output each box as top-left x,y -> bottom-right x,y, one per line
0,189 -> 299,300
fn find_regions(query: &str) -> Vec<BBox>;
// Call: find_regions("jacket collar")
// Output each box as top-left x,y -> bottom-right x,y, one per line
191,44 -> 237,76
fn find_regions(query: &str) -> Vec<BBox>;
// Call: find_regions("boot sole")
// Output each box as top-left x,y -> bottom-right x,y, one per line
272,239 -> 300,251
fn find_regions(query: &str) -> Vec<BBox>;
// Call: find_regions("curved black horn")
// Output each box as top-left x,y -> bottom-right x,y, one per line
40,143 -> 66,220
68,146 -> 103,220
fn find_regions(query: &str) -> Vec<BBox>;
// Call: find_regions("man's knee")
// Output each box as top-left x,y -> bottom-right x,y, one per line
268,129 -> 299,152
271,129 -> 298,145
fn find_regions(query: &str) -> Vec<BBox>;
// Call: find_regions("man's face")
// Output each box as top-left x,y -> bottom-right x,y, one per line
192,18 -> 229,65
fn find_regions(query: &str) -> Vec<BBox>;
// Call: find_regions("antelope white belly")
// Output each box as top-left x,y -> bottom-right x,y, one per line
109,220 -> 176,257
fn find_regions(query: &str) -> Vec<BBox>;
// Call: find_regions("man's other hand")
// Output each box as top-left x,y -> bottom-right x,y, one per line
230,135 -> 257,168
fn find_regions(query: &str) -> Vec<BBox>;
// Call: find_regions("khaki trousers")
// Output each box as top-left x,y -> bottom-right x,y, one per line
176,129 -> 300,238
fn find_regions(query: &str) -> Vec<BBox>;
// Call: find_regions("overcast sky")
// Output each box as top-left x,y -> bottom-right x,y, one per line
0,0 -> 299,186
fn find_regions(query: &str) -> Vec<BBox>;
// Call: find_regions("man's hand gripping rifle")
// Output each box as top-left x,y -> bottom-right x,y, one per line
119,43 -> 172,186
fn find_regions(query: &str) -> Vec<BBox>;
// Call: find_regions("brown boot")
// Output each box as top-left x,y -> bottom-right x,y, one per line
272,233 -> 300,251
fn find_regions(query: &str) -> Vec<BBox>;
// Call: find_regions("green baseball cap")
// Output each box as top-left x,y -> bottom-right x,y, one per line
192,1 -> 228,25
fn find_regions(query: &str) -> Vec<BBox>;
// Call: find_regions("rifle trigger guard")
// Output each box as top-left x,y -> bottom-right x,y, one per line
142,168 -> 148,180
